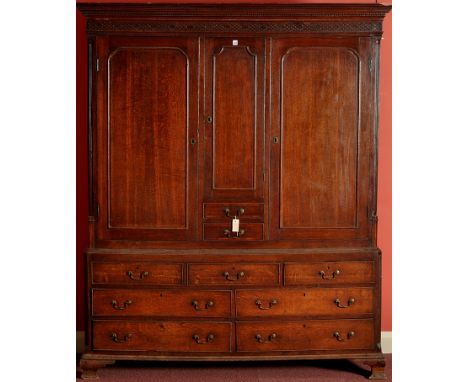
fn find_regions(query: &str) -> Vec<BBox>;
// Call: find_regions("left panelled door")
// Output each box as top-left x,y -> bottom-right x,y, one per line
95,36 -> 199,242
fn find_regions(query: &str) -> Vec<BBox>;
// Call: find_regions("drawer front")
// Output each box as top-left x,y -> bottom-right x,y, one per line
237,319 -> 374,352
93,321 -> 232,352
92,262 -> 183,285
203,223 -> 264,241
92,289 -> 231,317
188,263 -> 280,286
236,287 -> 374,317
284,261 -> 375,285
203,203 -> 264,222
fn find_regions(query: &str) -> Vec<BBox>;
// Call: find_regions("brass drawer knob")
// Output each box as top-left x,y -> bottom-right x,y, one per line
333,331 -> 355,342
110,332 -> 132,343
224,207 -> 245,218
319,269 -> 340,280
111,299 -> 133,310
224,228 -> 245,238
255,299 -> 278,310
192,333 -> 215,344
191,299 -> 215,311
334,297 -> 355,308
255,333 -> 277,343
223,271 -> 245,281
127,271 -> 149,280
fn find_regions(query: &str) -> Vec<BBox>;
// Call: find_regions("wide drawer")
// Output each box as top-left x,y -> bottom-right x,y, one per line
284,261 -> 375,285
236,319 -> 374,352
236,287 -> 374,317
92,262 -> 183,285
93,321 -> 232,352
92,289 -> 231,317
203,223 -> 263,241
203,203 -> 264,222
188,263 -> 280,286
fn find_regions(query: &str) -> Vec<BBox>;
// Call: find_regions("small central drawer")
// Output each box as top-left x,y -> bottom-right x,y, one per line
236,287 -> 374,317
92,262 -> 183,285
203,223 -> 263,241
93,321 -> 232,352
236,319 -> 374,352
188,263 -> 280,286
92,289 -> 231,317
203,203 -> 264,222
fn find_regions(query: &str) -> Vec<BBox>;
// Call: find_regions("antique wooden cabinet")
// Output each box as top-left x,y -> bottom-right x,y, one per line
77,3 -> 391,379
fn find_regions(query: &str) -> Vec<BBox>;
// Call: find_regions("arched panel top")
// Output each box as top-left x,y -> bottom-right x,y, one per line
213,45 -> 258,58
108,46 -> 190,63
281,46 -> 360,66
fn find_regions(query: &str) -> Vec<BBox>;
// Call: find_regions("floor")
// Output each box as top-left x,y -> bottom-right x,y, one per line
76,355 -> 392,381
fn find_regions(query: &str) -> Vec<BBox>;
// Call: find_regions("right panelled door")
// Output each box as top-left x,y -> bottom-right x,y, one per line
270,37 -> 376,241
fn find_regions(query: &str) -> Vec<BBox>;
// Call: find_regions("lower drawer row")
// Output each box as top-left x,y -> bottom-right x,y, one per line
92,287 -> 374,317
93,319 -> 375,352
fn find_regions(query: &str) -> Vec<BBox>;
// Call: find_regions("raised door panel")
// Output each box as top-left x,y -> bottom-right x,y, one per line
281,48 -> 358,228
95,37 -> 198,242
204,38 -> 265,202
270,38 -> 374,241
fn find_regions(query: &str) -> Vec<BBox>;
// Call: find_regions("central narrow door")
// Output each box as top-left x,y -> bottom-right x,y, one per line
202,37 -> 265,241
203,37 -> 265,202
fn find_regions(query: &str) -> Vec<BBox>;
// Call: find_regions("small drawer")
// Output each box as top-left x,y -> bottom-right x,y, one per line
93,321 -> 232,352
188,263 -> 280,286
284,261 -> 375,285
92,289 -> 231,317
236,319 -> 374,352
92,262 -> 183,285
203,223 -> 263,241
203,203 -> 264,222
236,287 -> 374,318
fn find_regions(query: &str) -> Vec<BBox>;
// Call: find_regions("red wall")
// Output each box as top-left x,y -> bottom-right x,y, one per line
76,0 -> 392,332
378,7 -> 391,331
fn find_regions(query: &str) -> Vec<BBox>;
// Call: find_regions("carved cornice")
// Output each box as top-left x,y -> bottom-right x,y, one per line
88,20 -> 382,35
77,3 -> 392,19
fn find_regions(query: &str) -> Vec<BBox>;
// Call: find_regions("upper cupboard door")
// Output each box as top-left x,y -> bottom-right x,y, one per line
270,38 -> 375,241
203,38 -> 265,201
95,37 -> 199,242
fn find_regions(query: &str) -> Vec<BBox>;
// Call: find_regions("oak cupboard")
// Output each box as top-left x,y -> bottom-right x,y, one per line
77,3 -> 391,379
